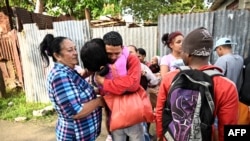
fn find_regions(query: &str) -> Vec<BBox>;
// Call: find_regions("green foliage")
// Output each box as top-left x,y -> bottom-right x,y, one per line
44,0 -> 106,19
1,0 -> 120,20
121,0 -> 206,22
1,0 -> 35,11
161,0 -> 205,14
1,0 -> 207,21
102,3 -> 121,17
0,89 -> 52,121
121,0 -> 166,22
42,0 -> 122,20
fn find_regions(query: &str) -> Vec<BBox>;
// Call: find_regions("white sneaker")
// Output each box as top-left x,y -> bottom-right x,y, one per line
105,135 -> 112,141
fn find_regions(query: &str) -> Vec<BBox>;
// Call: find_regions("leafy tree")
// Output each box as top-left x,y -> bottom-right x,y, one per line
1,0 -> 121,19
121,0 -> 166,22
43,0 -> 121,19
102,3 -> 121,17
121,0 -> 206,22
2,0 -> 206,21
1,0 -> 35,11
44,0 -> 105,19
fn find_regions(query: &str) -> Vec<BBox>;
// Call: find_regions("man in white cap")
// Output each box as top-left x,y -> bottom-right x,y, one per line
214,37 -> 250,125
214,37 -> 243,90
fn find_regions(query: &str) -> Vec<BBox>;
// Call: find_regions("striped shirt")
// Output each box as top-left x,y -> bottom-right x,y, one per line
47,63 -> 102,141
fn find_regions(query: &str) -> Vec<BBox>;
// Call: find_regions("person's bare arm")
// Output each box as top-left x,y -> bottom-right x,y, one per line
142,63 -> 160,86
78,68 -> 94,79
73,97 -> 105,119
160,65 -> 169,79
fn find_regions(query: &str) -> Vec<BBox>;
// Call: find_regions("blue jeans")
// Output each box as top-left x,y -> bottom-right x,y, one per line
111,123 -> 145,141
214,116 -> 218,128
143,122 -> 150,141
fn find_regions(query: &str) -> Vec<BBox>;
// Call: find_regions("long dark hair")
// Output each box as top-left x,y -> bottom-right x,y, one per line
161,31 -> 183,49
39,34 -> 67,67
80,38 -> 109,76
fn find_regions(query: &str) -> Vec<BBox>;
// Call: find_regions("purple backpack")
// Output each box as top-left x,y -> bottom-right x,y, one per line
163,66 -> 222,141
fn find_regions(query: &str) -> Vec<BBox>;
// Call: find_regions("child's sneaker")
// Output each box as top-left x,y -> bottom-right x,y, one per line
105,135 -> 112,141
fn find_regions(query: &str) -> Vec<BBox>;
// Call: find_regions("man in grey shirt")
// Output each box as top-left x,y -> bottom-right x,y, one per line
213,37 -> 245,137
214,37 -> 243,90
214,38 -> 250,125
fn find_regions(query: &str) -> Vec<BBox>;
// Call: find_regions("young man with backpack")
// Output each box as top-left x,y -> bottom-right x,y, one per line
155,27 -> 238,141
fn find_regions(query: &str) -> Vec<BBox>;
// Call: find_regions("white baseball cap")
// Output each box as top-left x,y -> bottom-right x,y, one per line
214,37 -> 236,50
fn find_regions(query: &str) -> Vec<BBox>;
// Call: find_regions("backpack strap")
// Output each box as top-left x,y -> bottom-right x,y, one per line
203,69 -> 222,77
178,66 -> 191,71
179,66 -> 223,77
202,69 -> 222,112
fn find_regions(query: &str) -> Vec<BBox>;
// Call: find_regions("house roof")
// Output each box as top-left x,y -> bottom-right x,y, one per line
209,0 -> 226,11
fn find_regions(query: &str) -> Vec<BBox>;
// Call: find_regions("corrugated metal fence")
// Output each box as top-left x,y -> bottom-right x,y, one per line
17,10 -> 250,103
17,20 -> 91,102
0,30 -> 23,88
158,9 -> 250,63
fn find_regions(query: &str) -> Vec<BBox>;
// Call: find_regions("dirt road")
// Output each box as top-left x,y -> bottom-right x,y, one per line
0,119 -> 56,141
0,118 -> 108,141
0,116 -> 156,141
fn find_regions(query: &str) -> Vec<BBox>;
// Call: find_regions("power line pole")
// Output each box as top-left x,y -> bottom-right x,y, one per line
5,0 -> 14,30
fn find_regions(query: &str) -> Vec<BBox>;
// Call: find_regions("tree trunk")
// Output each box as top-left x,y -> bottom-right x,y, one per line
34,0 -> 44,13
85,8 -> 91,21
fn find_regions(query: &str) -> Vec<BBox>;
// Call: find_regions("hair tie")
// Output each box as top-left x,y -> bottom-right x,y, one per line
100,66 -> 104,70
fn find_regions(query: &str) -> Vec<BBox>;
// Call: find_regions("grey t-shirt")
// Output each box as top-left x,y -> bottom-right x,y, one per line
214,53 -> 243,89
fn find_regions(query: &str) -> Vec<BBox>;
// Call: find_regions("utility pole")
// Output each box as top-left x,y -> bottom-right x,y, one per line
5,0 -> 14,29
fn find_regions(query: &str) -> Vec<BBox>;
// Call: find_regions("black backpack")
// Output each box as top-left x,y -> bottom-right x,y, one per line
163,66 -> 222,141
239,57 -> 250,105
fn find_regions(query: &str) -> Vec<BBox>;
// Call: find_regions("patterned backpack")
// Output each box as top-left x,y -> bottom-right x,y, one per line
163,66 -> 222,141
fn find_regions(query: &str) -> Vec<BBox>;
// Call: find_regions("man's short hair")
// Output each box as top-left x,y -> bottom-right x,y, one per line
103,31 -> 123,46
137,48 -> 146,56
182,27 -> 213,57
